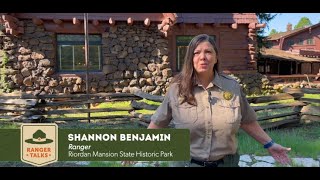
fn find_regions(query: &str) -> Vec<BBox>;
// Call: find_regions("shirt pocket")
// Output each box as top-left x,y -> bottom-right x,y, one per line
174,102 -> 198,124
216,99 -> 241,124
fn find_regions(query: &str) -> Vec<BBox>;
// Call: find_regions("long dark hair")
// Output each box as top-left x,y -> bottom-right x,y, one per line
171,34 -> 219,105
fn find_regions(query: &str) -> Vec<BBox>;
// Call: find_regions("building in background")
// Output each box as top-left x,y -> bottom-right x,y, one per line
0,13 -> 266,95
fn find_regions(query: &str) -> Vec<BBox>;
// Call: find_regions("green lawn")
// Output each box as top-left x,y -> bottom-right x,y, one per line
238,122 -> 320,159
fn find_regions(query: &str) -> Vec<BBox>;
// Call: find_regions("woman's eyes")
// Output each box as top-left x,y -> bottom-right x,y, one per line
194,50 -> 212,54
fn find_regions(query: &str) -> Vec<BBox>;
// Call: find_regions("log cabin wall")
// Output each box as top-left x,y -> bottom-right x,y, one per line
168,23 -> 267,95
169,24 -> 253,72
1,13 -> 267,96
0,20 -> 173,95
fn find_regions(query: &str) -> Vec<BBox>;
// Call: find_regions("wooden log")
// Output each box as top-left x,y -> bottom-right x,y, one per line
247,93 -> 295,104
35,99 -> 107,107
0,99 -> 37,107
46,107 -> 134,115
162,24 -> 170,31
178,23 -> 186,29
17,27 -> 24,34
258,112 -> 299,121
130,100 -> 158,110
248,29 -> 256,33
46,115 -> 132,122
127,17 -> 133,26
256,23 -> 266,28
195,23 -> 204,28
261,118 -> 300,130
300,98 -> 320,104
130,111 -> 152,122
248,32 -> 256,37
252,101 -> 306,111
0,106 -> 32,111
144,18 -> 150,27
250,54 -> 256,60
301,105 -> 320,116
248,23 -> 256,29
283,87 -> 320,94
130,87 -> 164,102
4,21 -> 17,29
212,23 -> 221,28
2,15 -> 18,23
72,17 -> 81,25
53,19 -> 63,25
108,18 -> 115,26
92,19 -> 99,26
301,115 -> 320,122
231,23 -> 237,29
32,18 -> 43,25
135,120 -> 149,127
249,50 -> 256,55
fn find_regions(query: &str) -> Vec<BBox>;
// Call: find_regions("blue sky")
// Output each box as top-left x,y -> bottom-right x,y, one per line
263,13 -> 320,36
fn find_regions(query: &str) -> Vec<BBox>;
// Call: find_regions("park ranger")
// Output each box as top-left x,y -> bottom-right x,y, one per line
148,34 -> 291,167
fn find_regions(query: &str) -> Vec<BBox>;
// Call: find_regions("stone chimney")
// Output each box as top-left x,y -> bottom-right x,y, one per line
287,23 -> 292,32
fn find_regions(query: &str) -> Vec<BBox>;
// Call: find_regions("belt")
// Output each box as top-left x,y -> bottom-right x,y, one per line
191,158 -> 224,167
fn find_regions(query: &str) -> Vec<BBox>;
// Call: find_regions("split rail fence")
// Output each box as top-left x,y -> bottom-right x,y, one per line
0,88 -> 319,129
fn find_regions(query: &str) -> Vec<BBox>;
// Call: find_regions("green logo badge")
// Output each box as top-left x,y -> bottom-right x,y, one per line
223,91 -> 233,100
25,130 -> 53,144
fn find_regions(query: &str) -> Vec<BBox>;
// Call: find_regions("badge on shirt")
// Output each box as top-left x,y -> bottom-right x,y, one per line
223,91 -> 233,100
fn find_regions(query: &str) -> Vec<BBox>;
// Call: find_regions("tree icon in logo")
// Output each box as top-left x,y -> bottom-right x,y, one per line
25,130 -> 53,144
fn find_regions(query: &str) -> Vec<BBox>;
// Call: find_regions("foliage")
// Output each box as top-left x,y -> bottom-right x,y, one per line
294,17 -> 312,29
0,51 -> 11,93
255,13 -> 278,52
269,29 -> 278,35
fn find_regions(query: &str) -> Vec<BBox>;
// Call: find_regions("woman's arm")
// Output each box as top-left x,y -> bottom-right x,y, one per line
241,121 -> 291,165
148,121 -> 165,129
240,120 -> 272,144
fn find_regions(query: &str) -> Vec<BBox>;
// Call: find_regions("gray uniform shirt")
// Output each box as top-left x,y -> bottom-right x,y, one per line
151,71 -> 257,161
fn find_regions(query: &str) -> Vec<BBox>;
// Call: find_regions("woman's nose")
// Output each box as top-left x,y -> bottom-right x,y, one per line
199,52 -> 206,60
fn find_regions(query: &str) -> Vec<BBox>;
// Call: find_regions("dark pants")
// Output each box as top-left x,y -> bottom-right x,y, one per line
170,153 -> 240,167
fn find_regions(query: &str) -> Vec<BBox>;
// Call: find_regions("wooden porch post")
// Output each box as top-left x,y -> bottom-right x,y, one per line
264,59 -> 267,74
277,60 -> 280,75
84,13 -> 91,123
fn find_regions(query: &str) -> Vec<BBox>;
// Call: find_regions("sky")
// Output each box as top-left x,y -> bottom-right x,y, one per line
263,13 -> 320,36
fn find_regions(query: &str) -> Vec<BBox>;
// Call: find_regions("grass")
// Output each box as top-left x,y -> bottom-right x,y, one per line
304,94 -> 320,99
238,122 -> 320,159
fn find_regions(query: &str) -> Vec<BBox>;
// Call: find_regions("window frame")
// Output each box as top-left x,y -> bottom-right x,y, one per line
56,34 -> 102,73
306,38 -> 314,45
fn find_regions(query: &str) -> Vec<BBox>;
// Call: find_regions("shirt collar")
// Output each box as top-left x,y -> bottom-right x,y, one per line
194,70 -> 223,90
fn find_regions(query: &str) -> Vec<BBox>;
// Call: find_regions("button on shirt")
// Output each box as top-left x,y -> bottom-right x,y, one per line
151,71 -> 257,161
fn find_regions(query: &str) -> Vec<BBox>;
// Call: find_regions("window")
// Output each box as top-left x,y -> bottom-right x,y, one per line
266,65 -> 270,73
176,35 -> 216,71
57,34 -> 102,72
258,66 -> 264,73
287,40 -> 294,46
306,38 -> 314,45
297,39 -> 304,45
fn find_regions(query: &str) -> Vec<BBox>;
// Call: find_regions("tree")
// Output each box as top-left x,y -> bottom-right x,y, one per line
256,13 -> 278,51
269,29 -> 278,35
294,17 -> 312,29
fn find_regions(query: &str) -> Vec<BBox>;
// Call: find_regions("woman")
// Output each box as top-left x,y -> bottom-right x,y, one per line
148,34 -> 291,167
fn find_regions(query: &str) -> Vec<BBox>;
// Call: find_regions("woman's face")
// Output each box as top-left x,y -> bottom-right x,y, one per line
192,41 -> 217,74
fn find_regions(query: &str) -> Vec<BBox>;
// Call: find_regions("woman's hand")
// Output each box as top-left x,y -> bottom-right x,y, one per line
267,143 -> 291,165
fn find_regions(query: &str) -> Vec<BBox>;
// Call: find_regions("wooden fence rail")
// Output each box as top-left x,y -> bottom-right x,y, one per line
0,88 -> 320,129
